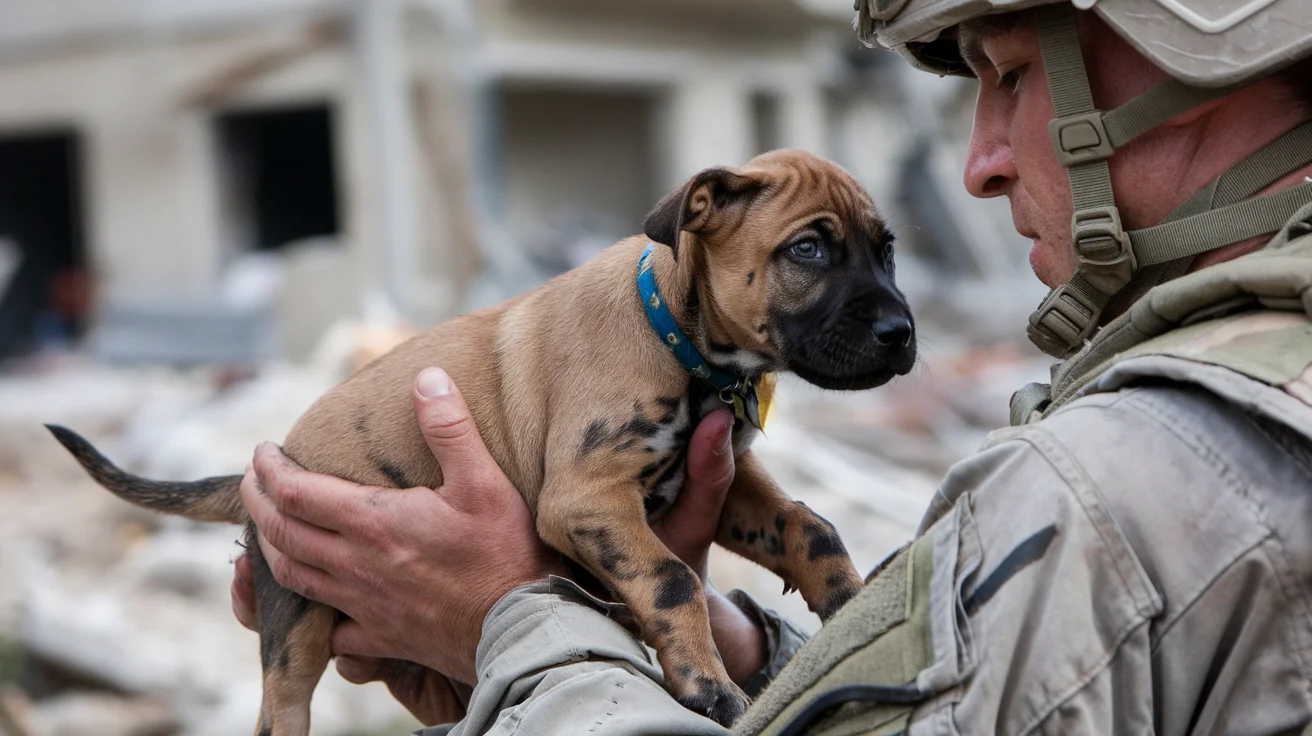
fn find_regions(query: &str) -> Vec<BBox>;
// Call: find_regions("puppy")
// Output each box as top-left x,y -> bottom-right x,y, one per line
49,149 -> 916,733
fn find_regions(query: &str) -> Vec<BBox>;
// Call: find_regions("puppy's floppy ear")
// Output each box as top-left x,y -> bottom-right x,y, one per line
643,167 -> 765,259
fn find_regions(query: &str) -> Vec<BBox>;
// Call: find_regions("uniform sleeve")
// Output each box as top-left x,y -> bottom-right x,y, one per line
910,385 -> 1312,735
415,577 -> 808,736
905,411 -> 1167,736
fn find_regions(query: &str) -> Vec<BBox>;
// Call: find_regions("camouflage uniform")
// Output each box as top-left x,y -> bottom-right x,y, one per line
417,0 -> 1312,732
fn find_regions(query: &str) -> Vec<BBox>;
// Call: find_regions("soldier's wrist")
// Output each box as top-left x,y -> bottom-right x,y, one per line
706,585 -> 768,687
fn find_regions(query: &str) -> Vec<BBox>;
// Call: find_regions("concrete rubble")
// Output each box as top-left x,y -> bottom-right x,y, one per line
0,315 -> 1049,735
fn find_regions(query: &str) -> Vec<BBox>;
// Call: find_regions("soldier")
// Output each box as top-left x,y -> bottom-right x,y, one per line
232,0 -> 1312,732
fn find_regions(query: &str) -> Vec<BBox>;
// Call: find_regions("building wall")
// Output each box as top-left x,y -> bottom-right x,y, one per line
0,0 -> 873,360
498,85 -> 659,248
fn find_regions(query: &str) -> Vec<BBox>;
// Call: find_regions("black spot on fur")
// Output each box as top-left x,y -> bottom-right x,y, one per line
619,401 -> 661,439
652,618 -> 674,638
653,558 -> 698,609
656,396 -> 683,425
644,493 -> 667,517
746,530 -> 758,544
258,725 -> 272,736
574,526 -> 637,580
775,514 -> 787,535
730,525 -> 744,542
764,533 -> 784,555
353,414 -> 369,433
639,459 -> 667,481
746,271 -> 755,284
708,338 -> 737,355
372,456 -> 413,488
678,677 -> 746,726
818,585 -> 860,620
580,419 -> 609,456
825,572 -> 852,589
650,456 -> 686,493
805,523 -> 847,561
248,522 -> 314,670
657,396 -> 682,412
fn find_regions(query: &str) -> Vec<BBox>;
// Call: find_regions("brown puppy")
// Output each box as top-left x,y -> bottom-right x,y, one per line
48,149 -> 916,733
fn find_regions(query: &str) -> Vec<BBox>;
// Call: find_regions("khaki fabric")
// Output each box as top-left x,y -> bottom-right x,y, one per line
414,577 -> 809,736
904,377 -> 1312,734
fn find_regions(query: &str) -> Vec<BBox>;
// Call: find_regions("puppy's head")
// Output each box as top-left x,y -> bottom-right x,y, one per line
644,149 -> 914,391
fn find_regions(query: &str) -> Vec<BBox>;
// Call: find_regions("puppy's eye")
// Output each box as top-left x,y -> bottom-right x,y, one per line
789,239 -> 826,262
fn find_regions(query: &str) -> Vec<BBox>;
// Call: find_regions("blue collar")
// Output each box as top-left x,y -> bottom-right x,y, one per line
638,243 -> 763,428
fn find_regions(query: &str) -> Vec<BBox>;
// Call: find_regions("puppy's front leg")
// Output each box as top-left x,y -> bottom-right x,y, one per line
536,483 -> 749,726
716,451 -> 863,621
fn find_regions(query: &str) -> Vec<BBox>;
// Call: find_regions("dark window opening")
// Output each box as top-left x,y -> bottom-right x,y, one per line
215,103 -> 340,253
0,130 -> 88,362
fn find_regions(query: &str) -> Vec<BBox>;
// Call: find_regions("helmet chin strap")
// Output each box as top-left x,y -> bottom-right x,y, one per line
1027,4 -> 1312,358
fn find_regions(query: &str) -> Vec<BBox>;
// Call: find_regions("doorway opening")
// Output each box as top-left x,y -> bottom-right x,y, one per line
0,129 -> 88,361
214,103 -> 341,254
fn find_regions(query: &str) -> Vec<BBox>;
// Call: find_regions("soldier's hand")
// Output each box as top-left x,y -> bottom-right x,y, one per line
236,368 -> 565,685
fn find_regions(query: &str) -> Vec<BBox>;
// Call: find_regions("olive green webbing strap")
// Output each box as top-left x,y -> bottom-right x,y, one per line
1037,6 -> 1111,215
1213,119 -> 1312,204
1131,182 -> 1312,264
1124,121 -> 1312,264
1029,6 -> 1122,355
1029,5 -> 1312,357
1101,80 -> 1242,148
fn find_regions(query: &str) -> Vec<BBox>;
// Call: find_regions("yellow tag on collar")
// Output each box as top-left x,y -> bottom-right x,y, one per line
756,372 -> 777,431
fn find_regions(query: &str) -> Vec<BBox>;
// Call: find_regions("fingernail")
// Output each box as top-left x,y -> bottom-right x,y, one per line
713,418 -> 734,456
417,368 -> 451,398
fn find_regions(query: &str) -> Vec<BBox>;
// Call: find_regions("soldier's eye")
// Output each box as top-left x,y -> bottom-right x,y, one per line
996,64 -> 1028,95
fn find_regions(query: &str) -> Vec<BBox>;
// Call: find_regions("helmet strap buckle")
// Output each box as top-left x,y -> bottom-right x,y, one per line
1028,283 -> 1099,357
1072,205 -> 1136,295
1049,111 -> 1114,166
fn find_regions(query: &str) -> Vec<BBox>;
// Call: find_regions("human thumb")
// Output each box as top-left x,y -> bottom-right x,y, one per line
667,410 -> 736,537
413,368 -> 499,507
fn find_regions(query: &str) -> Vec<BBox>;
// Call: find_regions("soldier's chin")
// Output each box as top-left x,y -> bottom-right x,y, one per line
788,360 -> 896,391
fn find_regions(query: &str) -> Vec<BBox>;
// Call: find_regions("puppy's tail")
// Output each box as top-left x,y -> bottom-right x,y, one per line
46,424 -> 248,524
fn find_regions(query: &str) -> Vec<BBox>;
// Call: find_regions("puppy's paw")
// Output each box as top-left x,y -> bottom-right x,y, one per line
678,677 -> 749,726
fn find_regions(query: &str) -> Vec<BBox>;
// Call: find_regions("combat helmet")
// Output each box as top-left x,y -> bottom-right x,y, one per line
856,0 -> 1312,357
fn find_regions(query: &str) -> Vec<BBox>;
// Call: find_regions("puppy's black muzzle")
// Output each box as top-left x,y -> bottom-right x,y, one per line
778,279 -> 916,391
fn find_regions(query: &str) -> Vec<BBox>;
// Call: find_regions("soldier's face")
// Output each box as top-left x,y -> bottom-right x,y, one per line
958,12 -> 1178,289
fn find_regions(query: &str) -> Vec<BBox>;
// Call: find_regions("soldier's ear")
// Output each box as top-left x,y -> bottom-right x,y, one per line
643,167 -> 765,260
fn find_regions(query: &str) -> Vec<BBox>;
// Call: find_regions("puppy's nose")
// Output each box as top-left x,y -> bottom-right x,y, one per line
873,316 -> 913,348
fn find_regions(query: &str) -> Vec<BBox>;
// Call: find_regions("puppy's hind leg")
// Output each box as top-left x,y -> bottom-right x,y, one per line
247,525 -> 334,736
